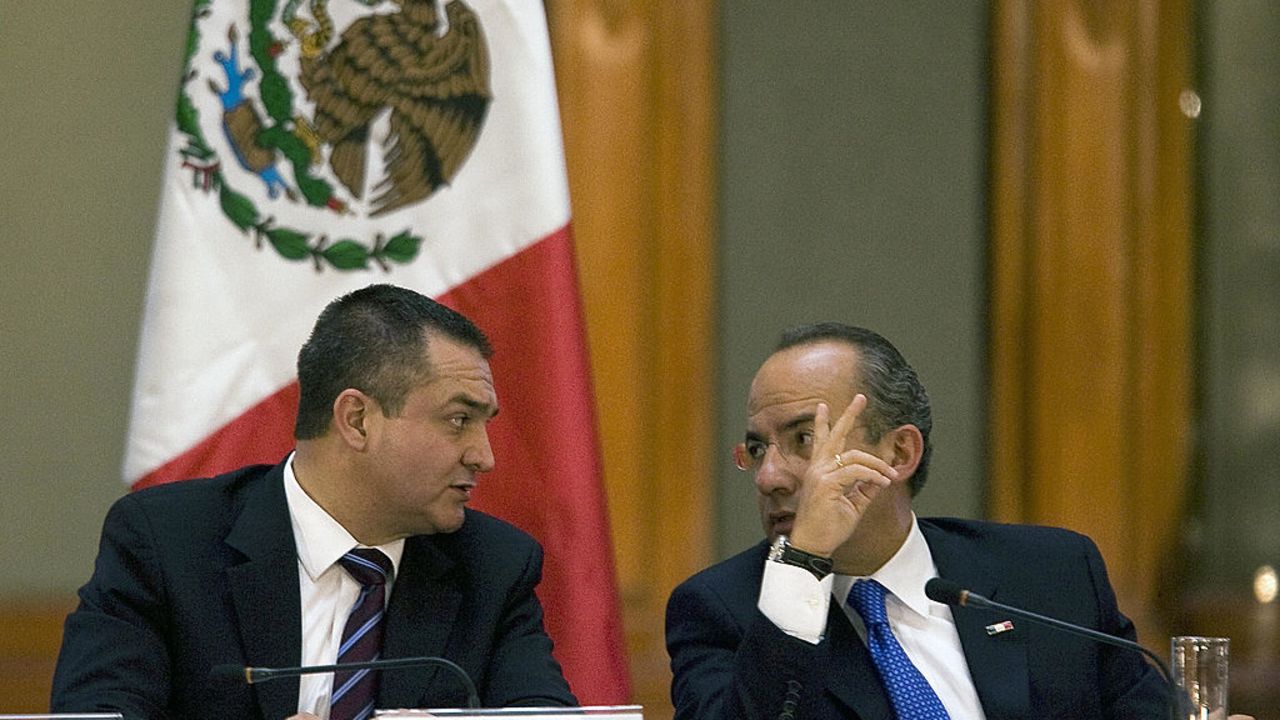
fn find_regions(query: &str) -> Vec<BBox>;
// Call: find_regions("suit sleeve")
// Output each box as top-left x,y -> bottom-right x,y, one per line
666,576 -> 827,720
50,494 -> 173,720
1078,535 -> 1171,719
480,542 -> 577,707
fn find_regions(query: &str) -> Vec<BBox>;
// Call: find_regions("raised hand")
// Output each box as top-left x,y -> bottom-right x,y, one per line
788,394 -> 898,557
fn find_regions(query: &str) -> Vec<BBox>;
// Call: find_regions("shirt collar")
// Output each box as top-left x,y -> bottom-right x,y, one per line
283,453 -> 405,582
833,513 -> 940,620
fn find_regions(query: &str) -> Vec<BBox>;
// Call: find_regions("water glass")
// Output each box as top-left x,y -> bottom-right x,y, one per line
1170,635 -> 1229,719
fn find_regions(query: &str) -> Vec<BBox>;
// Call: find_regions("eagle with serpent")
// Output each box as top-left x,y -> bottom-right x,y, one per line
289,0 -> 491,217
179,0 -> 491,270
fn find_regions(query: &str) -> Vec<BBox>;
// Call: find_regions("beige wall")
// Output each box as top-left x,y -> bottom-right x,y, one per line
0,2 -> 191,591
715,3 -> 989,556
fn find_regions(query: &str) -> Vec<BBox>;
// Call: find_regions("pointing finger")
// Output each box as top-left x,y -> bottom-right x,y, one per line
812,401 -> 832,449
817,393 -> 866,460
827,393 -> 867,450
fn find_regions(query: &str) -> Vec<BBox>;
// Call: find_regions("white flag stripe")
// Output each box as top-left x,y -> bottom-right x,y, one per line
125,0 -> 570,483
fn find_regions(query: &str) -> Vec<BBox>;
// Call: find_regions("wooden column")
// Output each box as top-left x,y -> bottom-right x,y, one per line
547,3 -> 717,718
989,0 -> 1195,648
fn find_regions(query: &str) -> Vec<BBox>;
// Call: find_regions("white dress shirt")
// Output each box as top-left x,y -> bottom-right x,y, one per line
284,455 -> 405,718
758,514 -> 987,719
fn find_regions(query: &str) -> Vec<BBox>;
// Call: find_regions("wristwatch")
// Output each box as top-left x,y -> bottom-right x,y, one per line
768,535 -> 833,580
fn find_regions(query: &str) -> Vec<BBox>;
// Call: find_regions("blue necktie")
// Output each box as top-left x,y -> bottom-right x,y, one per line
846,579 -> 950,720
330,548 -> 394,720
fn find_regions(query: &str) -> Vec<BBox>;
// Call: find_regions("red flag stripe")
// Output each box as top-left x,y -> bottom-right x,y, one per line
447,224 -> 629,703
132,384 -> 298,491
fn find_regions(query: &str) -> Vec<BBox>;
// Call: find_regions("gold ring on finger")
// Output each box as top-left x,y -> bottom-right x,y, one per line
834,452 -> 846,469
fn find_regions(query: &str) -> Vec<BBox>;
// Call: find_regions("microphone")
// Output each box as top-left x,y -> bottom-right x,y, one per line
925,578 -> 1181,720
210,655 -> 481,709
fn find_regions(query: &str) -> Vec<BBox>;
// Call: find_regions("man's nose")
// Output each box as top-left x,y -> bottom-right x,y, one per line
465,429 -> 496,473
753,445 -> 797,495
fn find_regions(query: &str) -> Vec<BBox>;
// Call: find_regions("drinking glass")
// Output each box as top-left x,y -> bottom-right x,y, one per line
1170,635 -> 1229,720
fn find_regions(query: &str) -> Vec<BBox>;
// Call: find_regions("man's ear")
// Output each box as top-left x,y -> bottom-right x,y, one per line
332,389 -> 376,451
886,424 -> 924,484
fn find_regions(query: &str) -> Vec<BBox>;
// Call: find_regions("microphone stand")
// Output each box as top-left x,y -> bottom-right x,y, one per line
213,656 -> 481,709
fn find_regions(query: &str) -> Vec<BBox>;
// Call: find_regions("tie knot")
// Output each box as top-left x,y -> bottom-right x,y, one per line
338,548 -> 393,587
847,579 -> 890,627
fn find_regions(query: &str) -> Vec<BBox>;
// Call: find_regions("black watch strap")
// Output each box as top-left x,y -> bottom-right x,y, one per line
769,535 -> 833,580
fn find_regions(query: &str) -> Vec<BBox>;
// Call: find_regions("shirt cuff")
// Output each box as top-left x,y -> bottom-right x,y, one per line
757,558 -> 833,644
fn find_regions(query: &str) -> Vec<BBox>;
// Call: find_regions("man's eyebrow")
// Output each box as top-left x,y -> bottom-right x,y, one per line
744,413 -> 815,442
448,394 -> 499,418
781,414 -> 816,433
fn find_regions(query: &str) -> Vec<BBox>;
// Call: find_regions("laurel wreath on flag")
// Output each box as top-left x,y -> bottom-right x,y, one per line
175,0 -> 423,271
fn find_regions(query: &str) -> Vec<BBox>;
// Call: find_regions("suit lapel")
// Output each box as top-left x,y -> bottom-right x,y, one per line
224,464 -> 304,720
379,534 -> 463,710
822,600 -> 895,720
921,521 -> 1030,720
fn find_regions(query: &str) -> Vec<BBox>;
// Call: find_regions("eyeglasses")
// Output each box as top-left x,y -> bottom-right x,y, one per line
732,428 -> 814,472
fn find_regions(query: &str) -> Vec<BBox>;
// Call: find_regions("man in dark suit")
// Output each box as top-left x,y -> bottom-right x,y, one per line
665,322 -> 1168,719
52,284 -> 576,719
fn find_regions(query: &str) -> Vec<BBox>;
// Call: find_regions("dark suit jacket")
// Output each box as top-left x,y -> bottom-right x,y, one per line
51,461 -> 576,720
666,517 -> 1168,720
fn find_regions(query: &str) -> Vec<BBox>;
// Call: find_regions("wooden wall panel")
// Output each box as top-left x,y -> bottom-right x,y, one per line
547,3 -> 717,718
0,599 -> 75,712
989,0 -> 1194,649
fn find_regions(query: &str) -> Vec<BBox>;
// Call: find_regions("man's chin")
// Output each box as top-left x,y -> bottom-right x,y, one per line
437,511 -> 467,534
416,508 -> 467,536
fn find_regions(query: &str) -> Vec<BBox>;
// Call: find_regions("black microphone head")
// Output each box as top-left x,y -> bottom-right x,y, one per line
925,577 -> 966,606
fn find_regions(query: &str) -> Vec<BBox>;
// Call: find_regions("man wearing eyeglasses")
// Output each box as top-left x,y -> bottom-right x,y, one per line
664,322 -> 1172,719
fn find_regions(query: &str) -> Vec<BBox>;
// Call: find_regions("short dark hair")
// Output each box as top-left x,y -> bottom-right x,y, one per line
775,322 -> 933,495
294,284 -> 492,439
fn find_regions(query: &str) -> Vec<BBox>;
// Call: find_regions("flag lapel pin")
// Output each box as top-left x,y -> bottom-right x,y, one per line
985,620 -> 1015,636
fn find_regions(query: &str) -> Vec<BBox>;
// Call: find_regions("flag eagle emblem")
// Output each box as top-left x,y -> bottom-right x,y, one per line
177,0 -> 491,271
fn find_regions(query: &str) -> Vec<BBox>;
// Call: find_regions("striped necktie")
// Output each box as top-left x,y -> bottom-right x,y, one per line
330,548 -> 394,720
846,579 -> 950,720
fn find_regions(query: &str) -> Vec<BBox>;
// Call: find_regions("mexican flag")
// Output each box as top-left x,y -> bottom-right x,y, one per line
124,0 -> 629,704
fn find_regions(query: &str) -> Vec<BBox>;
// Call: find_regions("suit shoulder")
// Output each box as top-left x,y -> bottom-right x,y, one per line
420,510 -> 545,591
105,463 -> 280,539
439,508 -> 542,559
458,508 -> 537,541
671,540 -> 769,607
121,464 -> 276,507
920,516 -> 1099,557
